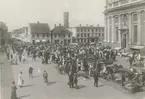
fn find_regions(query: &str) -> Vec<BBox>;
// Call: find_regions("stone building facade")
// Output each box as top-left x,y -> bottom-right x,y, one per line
104,0 -> 145,48
12,27 -> 29,42
29,22 -> 51,44
76,25 -> 104,44
51,25 -> 72,44
12,22 -> 51,44
0,22 -> 8,47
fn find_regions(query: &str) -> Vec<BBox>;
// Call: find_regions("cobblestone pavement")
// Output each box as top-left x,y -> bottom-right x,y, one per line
0,52 -> 14,99
11,56 -> 145,99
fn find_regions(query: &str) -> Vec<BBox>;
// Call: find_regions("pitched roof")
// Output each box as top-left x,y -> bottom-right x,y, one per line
29,23 -> 50,34
52,26 -> 72,34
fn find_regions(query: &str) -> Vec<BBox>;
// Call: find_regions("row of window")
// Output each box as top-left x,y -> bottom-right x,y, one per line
32,34 -> 71,38
77,38 -> 96,43
108,0 -> 138,8
113,25 -> 138,43
77,28 -> 104,32
54,39 -> 71,44
53,34 -> 71,38
32,33 -> 50,38
77,33 -> 104,38
108,13 -> 139,25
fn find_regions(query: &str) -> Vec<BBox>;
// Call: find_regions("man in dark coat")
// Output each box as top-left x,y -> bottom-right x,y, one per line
68,72 -> 74,88
29,65 -> 33,78
106,51 -> 110,60
93,71 -> 99,87
121,74 -> 125,86
11,81 -> 17,99
83,57 -> 89,75
6,52 -> 10,60
129,56 -> 133,66
44,51 -> 49,64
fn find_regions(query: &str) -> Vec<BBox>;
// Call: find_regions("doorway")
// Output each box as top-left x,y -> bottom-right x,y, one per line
121,33 -> 127,48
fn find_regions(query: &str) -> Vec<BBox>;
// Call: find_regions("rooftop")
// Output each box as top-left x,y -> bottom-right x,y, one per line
52,25 -> 72,34
29,22 -> 51,34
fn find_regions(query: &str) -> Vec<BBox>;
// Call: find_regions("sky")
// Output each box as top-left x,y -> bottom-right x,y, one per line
0,0 -> 105,32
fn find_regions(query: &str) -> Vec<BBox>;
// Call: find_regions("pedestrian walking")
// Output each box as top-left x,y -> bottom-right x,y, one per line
29,65 -> 33,78
73,73 -> 79,89
43,71 -> 48,83
11,81 -> 17,99
18,72 -> 24,88
19,54 -> 22,62
121,74 -> 125,86
129,56 -> 133,66
68,72 -> 74,88
6,52 -> 10,60
93,71 -> 99,87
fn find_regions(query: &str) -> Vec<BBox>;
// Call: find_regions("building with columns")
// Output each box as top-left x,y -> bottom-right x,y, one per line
104,0 -> 145,48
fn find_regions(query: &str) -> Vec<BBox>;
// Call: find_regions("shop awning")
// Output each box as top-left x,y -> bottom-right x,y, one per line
130,45 -> 145,56
114,47 -> 122,50
130,45 -> 144,50
42,39 -> 46,42
36,40 -> 40,42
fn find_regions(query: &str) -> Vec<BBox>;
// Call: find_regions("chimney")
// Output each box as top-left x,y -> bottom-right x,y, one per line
97,24 -> 99,27
79,24 -> 82,27
64,12 -> 69,28
54,24 -> 57,27
59,24 -> 61,26
37,21 -> 39,24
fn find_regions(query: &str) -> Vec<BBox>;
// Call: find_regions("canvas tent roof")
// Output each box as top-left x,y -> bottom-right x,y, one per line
130,45 -> 145,56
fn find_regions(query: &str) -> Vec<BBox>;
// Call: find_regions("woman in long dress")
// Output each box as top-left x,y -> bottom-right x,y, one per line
18,72 -> 23,87
11,81 -> 17,99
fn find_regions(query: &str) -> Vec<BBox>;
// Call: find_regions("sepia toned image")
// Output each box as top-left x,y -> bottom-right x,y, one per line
0,0 -> 145,99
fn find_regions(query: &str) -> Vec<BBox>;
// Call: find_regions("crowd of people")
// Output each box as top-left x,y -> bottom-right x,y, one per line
5,39 -> 145,99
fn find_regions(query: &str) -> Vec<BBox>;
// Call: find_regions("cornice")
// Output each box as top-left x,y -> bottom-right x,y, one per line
105,1 -> 145,14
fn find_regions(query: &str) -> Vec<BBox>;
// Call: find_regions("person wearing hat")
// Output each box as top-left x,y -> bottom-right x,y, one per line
11,81 -> 17,99
29,65 -> 33,78
43,70 -> 48,83
93,70 -> 99,87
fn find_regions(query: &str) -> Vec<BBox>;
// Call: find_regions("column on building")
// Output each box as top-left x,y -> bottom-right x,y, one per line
128,13 -> 132,44
141,10 -> 145,45
137,11 -> 141,45
104,17 -> 107,42
118,14 -> 122,47
107,16 -> 110,42
109,16 -> 112,42
112,16 -> 115,43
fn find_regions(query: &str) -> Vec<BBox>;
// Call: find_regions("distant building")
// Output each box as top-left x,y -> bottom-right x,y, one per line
12,27 -> 29,42
68,27 -> 77,43
75,24 -> 104,44
104,0 -> 145,48
0,21 -> 8,47
12,22 -> 51,44
29,22 -> 51,44
51,24 -> 72,44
